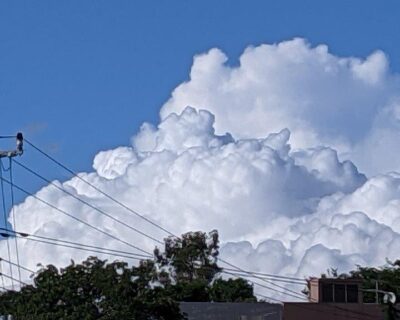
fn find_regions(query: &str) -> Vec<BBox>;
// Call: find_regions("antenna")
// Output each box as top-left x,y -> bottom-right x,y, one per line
0,133 -> 24,158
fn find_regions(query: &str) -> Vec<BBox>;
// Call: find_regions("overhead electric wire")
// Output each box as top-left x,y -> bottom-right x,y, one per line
192,262 -> 307,286
0,136 -> 15,139
24,138 -> 376,318
25,139 -> 174,237
222,269 -> 306,285
24,139 -> 314,302
0,161 -> 14,290
4,139 -> 382,319
8,159 -> 22,287
0,175 -> 152,257
253,291 -> 283,303
13,159 -> 163,245
0,256 -> 361,320
0,227 -> 150,260
222,270 -> 308,301
0,160 -> 10,172
225,262 -> 384,319
222,267 -> 307,282
219,258 -> 311,301
0,260 -> 5,289
1,229 -> 146,261
240,273 -> 376,320
0,257 -> 34,274
0,272 -> 28,287
0,257 -> 372,320
11,234 -> 145,261
224,270 -> 310,301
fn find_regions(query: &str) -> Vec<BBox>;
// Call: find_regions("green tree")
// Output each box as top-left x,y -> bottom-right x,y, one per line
210,278 -> 256,302
320,260 -> 400,319
154,230 -> 221,284
0,257 -> 183,320
350,260 -> 400,320
154,230 -> 223,302
0,230 -> 256,319
154,230 -> 256,303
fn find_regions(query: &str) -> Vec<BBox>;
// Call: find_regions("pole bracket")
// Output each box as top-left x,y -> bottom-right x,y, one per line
0,133 -> 24,158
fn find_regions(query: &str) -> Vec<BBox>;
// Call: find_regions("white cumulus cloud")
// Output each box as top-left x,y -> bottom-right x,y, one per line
161,38 -> 400,175
2,39 -> 400,301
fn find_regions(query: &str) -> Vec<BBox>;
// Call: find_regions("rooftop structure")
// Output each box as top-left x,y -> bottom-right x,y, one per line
308,277 -> 363,303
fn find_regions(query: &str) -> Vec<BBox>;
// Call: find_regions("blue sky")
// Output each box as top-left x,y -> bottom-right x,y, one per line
2,1 -> 400,284
1,0 -> 399,198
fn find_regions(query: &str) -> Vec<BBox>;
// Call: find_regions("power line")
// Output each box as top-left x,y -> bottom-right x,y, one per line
13,159 -> 163,245
189,261 -> 308,301
17,142 -> 307,297
219,258 -> 310,301
24,139 -> 312,301
222,270 -> 308,301
24,138 -> 357,308
25,140 -> 309,298
0,262 -> 378,320
0,227 -> 150,260
1,229 -> 146,261
0,257 -> 34,274
25,139 -> 174,237
8,159 -> 22,287
8,138 -> 379,320
222,267 -> 306,283
192,262 -> 306,286
255,277 -> 381,320
227,271 -> 310,301
0,272 -> 28,287
191,262 -> 309,301
237,273 -> 377,320
253,291 -> 284,304
0,175 -> 152,257
222,269 -> 306,285
0,149 -> 378,320
12,234 -> 146,261
0,160 -> 14,290
0,160 -> 11,172
0,260 -> 5,290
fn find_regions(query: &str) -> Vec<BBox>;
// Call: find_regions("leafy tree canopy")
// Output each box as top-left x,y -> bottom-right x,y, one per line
312,261 -> 400,320
0,230 -> 256,319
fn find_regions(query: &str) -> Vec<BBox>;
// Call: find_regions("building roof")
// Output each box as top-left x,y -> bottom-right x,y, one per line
180,302 -> 282,320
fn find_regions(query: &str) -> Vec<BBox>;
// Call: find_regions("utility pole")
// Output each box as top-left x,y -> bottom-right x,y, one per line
0,133 -> 23,159
0,132 -> 23,292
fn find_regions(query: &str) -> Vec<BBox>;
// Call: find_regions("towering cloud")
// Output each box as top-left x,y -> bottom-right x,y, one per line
161,38 -> 400,175
2,39 -> 400,300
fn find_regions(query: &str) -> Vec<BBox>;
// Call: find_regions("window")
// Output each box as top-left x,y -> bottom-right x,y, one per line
346,284 -> 358,303
321,283 -> 359,303
334,284 -> 346,303
322,284 -> 333,302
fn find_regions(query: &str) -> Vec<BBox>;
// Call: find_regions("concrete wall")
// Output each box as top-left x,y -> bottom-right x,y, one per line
180,302 -> 283,320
